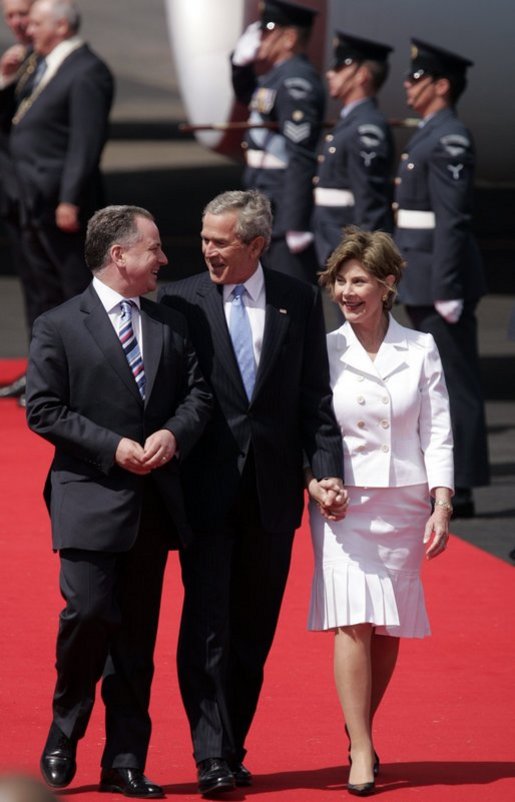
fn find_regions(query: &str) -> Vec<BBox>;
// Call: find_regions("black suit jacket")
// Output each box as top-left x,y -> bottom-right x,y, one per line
26,284 -> 212,551
159,269 -> 343,533
8,43 -> 113,225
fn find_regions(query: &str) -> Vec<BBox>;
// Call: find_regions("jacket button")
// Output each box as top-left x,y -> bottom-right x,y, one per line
380,419 -> 389,429
381,444 -> 389,453
357,420 -> 365,428
382,396 -> 389,404
357,396 -> 365,404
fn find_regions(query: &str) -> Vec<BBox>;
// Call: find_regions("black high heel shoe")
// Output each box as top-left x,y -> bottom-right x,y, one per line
347,779 -> 375,796
345,724 -> 380,776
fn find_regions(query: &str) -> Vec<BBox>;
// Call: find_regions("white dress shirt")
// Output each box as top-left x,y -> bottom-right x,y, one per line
223,263 -> 266,367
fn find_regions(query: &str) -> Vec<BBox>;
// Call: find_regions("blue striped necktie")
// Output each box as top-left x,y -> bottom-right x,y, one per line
229,284 -> 255,400
118,299 -> 146,400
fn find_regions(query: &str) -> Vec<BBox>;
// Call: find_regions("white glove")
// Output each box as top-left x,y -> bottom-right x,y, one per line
434,299 -> 464,324
286,230 -> 314,254
232,21 -> 261,66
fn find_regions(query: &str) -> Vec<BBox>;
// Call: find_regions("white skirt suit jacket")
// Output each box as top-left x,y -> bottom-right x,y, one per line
329,314 -> 454,492
308,315 -> 454,636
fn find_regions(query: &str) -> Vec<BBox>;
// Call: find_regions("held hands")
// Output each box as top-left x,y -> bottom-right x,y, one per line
434,299 -> 464,324
115,430 -> 177,475
308,476 -> 349,521
232,21 -> 261,66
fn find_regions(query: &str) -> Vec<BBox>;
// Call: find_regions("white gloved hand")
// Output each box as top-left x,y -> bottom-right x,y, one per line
232,21 -> 261,66
434,299 -> 464,324
286,230 -> 314,254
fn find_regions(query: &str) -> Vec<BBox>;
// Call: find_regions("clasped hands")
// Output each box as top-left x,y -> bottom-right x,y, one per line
115,429 -> 177,475
308,476 -> 349,521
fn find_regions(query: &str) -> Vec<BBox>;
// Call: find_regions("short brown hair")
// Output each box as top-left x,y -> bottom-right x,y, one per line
319,226 -> 405,310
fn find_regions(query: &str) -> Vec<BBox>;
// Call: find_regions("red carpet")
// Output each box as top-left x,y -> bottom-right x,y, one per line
1,357 -> 514,800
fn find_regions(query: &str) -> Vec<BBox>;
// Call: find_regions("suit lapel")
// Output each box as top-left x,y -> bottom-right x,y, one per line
140,298 -> 163,405
81,285 -> 142,403
253,272 -> 290,396
337,317 -> 409,381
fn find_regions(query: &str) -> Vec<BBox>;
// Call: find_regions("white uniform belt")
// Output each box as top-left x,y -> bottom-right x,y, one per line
396,209 -> 436,229
246,149 -> 287,169
314,187 -> 355,207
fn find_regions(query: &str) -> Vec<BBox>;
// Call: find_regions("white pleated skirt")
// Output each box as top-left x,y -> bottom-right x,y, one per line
308,484 -> 431,638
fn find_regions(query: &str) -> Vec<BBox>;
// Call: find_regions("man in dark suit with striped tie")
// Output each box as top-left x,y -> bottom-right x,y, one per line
159,190 -> 345,794
26,205 -> 212,797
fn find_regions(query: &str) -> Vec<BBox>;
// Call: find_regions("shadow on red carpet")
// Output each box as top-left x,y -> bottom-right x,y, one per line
0,358 -> 514,801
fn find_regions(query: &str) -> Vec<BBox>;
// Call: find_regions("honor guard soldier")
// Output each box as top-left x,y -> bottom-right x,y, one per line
231,0 -> 324,283
394,39 -> 489,516
313,32 -> 394,269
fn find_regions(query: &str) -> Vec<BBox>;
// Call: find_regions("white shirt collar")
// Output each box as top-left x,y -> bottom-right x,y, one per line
92,276 -> 141,314
223,262 -> 264,303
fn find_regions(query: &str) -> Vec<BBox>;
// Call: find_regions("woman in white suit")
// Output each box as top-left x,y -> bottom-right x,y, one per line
306,228 -> 454,796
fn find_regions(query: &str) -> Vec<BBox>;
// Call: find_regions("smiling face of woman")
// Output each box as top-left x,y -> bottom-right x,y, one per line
333,259 -> 394,333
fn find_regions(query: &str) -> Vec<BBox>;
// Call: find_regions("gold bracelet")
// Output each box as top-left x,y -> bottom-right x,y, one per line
434,499 -> 453,513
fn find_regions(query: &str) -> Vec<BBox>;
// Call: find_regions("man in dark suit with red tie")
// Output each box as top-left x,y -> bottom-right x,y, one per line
159,190 -> 345,795
26,205 -> 212,797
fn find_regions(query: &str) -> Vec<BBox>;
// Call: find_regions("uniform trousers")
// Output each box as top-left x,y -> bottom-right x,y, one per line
20,221 -> 91,327
407,303 -> 490,487
51,482 -> 170,770
177,454 -> 295,763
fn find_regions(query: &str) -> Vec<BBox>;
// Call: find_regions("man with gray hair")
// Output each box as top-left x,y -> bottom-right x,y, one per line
6,0 -> 113,404
26,205 -> 212,797
159,189 -> 345,795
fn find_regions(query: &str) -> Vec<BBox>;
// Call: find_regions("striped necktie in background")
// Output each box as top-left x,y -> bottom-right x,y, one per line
118,299 -> 146,400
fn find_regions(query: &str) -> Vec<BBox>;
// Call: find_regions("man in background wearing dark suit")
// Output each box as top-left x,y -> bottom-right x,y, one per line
159,190 -> 345,795
0,0 -> 35,401
26,205 -> 212,797
6,0 -> 113,406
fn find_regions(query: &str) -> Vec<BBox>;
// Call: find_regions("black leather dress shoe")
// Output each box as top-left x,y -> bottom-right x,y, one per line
196,759 -> 235,795
0,374 -> 26,398
40,723 -> 77,788
229,762 -> 252,786
99,768 -> 164,798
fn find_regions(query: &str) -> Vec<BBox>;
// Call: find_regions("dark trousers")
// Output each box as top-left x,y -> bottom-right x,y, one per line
263,237 -> 319,285
407,303 -> 490,487
20,221 -> 91,328
177,458 -> 295,763
52,490 -> 169,769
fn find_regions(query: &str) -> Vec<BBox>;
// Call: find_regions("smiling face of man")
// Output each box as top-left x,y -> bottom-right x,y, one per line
115,215 -> 168,297
201,211 -> 262,286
